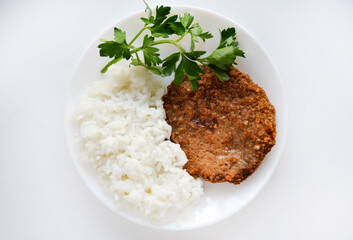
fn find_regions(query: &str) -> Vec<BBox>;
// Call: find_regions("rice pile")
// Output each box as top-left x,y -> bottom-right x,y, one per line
73,63 -> 203,220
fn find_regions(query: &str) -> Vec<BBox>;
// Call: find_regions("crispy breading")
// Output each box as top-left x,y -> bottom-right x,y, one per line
162,66 -> 276,184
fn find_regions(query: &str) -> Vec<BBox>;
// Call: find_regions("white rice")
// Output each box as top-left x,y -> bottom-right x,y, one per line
73,63 -> 203,220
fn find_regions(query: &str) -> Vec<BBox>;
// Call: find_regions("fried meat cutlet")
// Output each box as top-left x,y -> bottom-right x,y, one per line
162,66 -> 276,184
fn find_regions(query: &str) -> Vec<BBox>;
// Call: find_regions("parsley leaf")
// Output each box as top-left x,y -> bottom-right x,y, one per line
219,28 -> 237,48
182,55 -> 204,80
141,35 -> 162,66
185,51 -> 206,60
169,21 -> 185,35
148,6 -> 177,38
162,52 -> 180,76
204,27 -> 245,80
189,23 -> 213,51
98,2 -> 245,90
207,46 -> 238,70
174,55 -> 204,90
174,60 -> 185,86
154,5 -> 170,25
114,28 -> 127,44
150,15 -> 178,38
207,64 -> 230,81
98,27 -> 131,62
180,13 -> 194,29
198,32 -> 213,41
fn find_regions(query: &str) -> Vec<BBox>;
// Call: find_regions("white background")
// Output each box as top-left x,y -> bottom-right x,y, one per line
1,0 -> 352,239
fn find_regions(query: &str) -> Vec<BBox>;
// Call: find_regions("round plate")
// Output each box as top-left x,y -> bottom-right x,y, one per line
65,5 -> 288,230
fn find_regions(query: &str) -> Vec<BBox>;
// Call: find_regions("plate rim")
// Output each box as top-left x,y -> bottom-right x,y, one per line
65,4 -> 288,230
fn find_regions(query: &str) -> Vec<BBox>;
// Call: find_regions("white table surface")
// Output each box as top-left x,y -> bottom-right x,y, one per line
1,0 -> 352,239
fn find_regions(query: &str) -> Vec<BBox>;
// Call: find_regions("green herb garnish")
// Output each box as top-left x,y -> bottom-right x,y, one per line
98,1 -> 245,91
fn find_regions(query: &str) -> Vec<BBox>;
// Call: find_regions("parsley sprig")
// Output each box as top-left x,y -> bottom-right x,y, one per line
98,2 -> 245,91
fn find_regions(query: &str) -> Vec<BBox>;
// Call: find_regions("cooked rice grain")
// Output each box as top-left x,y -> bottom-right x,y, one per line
73,63 -> 203,220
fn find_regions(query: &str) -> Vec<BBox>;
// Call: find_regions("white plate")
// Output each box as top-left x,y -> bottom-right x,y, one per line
65,5 -> 288,230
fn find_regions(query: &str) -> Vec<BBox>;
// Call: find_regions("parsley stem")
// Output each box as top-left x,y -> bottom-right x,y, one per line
100,58 -> 121,73
151,40 -> 187,54
174,32 -> 188,43
129,26 -> 148,46
135,52 -> 142,64
98,4 -> 245,90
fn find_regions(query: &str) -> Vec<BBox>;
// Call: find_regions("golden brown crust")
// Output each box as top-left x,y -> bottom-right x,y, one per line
162,66 -> 276,184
